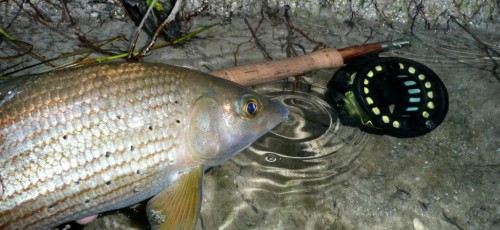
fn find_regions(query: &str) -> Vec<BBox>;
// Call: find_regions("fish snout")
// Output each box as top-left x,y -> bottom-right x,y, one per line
266,98 -> 289,129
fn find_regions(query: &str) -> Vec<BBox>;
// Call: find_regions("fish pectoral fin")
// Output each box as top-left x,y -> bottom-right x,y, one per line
146,166 -> 203,230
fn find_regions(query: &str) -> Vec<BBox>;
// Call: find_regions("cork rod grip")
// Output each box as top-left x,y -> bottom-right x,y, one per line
210,48 -> 344,86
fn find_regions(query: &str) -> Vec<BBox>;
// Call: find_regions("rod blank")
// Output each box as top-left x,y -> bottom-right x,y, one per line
210,40 -> 410,86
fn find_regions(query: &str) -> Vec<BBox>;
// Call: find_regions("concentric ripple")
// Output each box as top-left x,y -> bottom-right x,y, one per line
200,79 -> 372,229
233,79 -> 370,186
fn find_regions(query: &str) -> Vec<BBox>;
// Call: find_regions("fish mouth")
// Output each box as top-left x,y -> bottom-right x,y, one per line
266,99 -> 289,130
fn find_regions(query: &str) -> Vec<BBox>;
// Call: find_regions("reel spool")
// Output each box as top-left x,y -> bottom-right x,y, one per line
326,57 -> 448,138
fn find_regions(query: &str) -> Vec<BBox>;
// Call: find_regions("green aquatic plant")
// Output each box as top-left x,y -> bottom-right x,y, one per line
146,0 -> 164,11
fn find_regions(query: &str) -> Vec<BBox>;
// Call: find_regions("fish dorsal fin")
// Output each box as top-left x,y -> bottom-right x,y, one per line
146,166 -> 203,230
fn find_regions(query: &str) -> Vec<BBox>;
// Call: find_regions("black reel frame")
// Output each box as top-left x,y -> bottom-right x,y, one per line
326,56 -> 448,138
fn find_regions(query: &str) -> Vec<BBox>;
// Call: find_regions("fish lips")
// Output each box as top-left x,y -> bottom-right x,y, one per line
267,98 -> 289,130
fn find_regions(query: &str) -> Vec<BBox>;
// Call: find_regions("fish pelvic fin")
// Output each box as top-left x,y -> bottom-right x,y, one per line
146,166 -> 203,230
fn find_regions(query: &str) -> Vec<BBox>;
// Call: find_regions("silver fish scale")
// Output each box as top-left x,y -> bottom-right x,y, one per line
0,63 -> 199,229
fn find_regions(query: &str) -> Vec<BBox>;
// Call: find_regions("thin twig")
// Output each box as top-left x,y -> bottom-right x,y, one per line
450,15 -> 500,83
3,0 -> 25,30
1,35 -> 126,76
372,0 -> 393,29
283,5 -> 324,53
128,0 -> 158,58
283,5 -> 297,57
151,19 -> 225,50
0,29 -> 33,59
60,0 -> 116,56
244,16 -> 273,60
138,0 -> 184,57
0,27 -> 56,67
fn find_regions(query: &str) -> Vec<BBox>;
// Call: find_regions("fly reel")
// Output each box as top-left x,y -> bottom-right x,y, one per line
326,57 -> 448,137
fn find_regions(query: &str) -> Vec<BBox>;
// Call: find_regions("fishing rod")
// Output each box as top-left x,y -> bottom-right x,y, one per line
210,40 -> 410,86
210,40 -> 448,138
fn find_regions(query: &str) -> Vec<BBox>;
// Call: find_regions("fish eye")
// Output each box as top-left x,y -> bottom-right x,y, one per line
243,98 -> 259,117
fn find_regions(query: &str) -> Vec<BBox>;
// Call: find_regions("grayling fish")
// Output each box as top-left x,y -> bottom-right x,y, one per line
0,62 -> 288,229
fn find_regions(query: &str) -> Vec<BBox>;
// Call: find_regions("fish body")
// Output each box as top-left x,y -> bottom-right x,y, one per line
0,63 -> 288,229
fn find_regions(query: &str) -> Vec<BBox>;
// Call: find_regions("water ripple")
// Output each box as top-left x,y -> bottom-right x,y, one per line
232,79 -> 370,188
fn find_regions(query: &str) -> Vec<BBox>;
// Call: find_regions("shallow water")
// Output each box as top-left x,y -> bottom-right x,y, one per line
166,12 -> 499,230
1,1 -> 499,229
